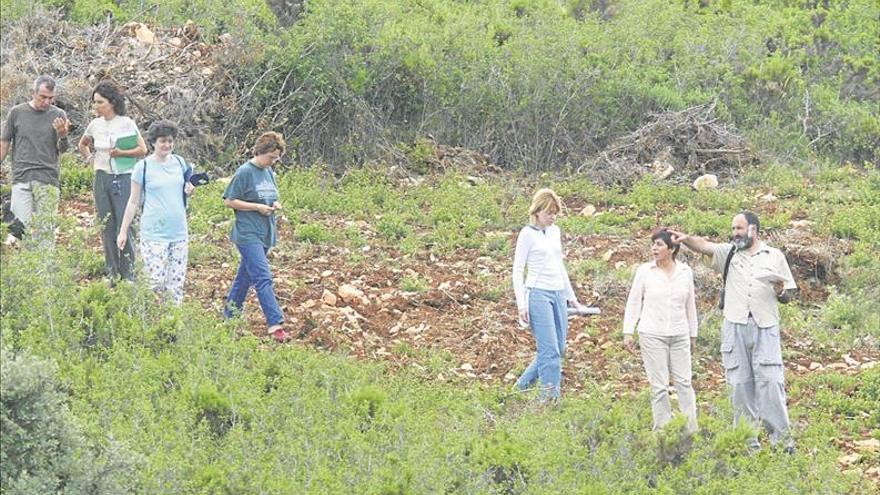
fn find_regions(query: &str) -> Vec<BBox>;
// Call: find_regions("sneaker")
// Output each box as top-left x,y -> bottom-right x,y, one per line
269,327 -> 291,343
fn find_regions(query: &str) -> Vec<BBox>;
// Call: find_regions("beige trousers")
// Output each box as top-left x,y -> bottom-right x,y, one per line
639,333 -> 698,433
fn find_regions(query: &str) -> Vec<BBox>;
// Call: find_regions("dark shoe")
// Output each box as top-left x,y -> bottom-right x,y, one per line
270,327 -> 291,343
783,445 -> 796,455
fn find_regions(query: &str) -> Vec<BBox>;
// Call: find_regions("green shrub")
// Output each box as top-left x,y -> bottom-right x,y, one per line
60,153 -> 93,199
295,222 -> 334,244
399,274 -> 428,293
0,349 -> 140,494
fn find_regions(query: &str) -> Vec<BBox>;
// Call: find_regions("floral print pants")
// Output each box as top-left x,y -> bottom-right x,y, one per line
139,239 -> 188,304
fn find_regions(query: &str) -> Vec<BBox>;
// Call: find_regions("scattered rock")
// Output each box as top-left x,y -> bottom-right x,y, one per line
693,174 -> 719,190
854,439 -> 880,453
580,204 -> 597,216
321,289 -> 338,306
838,453 -> 862,466
789,219 -> 814,229
650,160 -> 675,179
338,284 -> 369,305
134,24 -> 156,45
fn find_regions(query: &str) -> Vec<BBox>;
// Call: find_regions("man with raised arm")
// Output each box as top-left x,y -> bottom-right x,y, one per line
669,211 -> 797,453
0,75 -> 70,247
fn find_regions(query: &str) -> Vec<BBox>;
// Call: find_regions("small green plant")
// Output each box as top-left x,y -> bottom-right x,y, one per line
192,383 -> 234,436
295,222 -> 334,244
60,154 -> 93,199
399,274 -> 429,293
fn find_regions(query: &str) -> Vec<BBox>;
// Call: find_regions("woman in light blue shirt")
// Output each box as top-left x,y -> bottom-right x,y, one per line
117,120 -> 194,304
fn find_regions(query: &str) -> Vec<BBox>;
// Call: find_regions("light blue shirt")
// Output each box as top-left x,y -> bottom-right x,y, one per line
132,157 -> 188,242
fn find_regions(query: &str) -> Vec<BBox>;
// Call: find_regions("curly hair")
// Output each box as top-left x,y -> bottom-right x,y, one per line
146,120 -> 179,145
253,131 -> 286,156
92,80 -> 127,116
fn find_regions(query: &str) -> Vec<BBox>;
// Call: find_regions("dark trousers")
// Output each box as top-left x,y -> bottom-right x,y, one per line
94,170 -> 135,281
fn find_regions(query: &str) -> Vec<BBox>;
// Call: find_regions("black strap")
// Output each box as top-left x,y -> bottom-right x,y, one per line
719,246 -> 736,310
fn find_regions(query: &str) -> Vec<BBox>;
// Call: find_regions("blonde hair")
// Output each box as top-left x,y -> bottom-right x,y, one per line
253,131 -> 286,156
528,188 -> 563,225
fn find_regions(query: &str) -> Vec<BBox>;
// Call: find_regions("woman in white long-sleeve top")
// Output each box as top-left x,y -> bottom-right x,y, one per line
623,228 -> 698,433
512,188 -> 586,400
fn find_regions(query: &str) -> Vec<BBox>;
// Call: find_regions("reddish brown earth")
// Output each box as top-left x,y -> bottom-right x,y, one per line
54,195 -> 879,483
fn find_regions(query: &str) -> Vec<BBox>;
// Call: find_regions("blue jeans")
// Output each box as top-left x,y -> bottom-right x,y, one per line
224,243 -> 284,328
516,288 -> 568,398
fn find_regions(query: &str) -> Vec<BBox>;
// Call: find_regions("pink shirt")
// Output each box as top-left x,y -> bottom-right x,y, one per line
623,260 -> 698,337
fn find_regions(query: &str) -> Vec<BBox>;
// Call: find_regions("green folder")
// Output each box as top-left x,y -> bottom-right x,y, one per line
111,133 -> 139,173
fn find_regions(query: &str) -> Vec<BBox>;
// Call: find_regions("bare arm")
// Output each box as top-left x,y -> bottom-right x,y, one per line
668,229 -> 716,256
78,135 -> 94,162
0,140 -> 9,162
116,181 -> 143,250
224,198 -> 274,215
109,135 -> 147,159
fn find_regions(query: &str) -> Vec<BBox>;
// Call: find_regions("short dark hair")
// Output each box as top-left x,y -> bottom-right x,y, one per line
146,120 -> 179,145
651,228 -> 680,260
92,80 -> 127,116
33,75 -> 57,92
738,210 -> 761,234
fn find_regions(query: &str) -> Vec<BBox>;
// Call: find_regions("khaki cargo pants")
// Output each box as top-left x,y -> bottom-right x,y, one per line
720,317 -> 793,448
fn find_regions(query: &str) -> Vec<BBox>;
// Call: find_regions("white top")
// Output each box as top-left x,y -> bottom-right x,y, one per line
709,241 -> 797,328
83,115 -> 140,173
512,224 -> 576,312
623,260 -> 698,337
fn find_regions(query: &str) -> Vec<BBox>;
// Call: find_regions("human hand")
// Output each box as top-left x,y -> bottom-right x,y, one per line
272,201 -> 282,210
53,117 -> 69,137
623,334 -> 637,354
667,229 -> 688,244
109,147 -> 120,158
258,204 -> 275,216
184,182 -> 195,195
518,309 -> 529,326
772,280 -> 785,295
116,232 -> 127,251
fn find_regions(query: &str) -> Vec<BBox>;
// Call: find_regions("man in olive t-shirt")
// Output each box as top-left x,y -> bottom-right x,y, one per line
0,75 -> 70,246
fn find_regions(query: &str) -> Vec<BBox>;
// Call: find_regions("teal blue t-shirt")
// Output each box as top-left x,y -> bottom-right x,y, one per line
223,161 -> 278,248
132,156 -> 188,242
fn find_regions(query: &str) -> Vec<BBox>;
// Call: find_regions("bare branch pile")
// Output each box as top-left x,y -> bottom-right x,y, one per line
0,9 -> 258,174
581,102 -> 758,187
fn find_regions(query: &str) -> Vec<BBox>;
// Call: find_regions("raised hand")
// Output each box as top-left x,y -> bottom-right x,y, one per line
52,117 -> 70,137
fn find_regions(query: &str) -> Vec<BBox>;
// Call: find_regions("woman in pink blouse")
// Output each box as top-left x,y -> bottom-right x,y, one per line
623,228 -> 698,433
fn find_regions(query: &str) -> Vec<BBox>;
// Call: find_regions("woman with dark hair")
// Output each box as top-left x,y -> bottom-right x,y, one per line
78,80 -> 146,282
623,228 -> 699,434
116,120 -> 194,304
222,131 -> 288,343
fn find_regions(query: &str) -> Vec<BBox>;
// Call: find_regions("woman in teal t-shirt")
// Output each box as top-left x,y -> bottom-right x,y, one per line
117,120 -> 194,304
222,131 -> 288,343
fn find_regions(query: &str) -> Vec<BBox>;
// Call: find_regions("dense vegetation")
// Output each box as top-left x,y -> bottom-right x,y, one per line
2,159 -> 879,493
1,0 -> 878,493
1,0 -> 877,169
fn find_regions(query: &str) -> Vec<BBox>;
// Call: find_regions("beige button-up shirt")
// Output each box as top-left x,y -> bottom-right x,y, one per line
709,241 -> 797,327
623,260 -> 698,337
